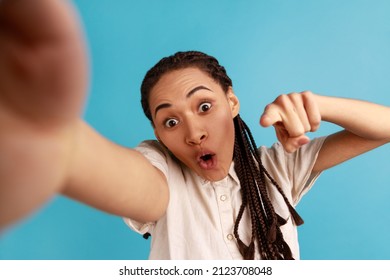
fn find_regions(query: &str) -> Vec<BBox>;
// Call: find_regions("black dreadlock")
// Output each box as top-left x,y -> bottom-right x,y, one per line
233,115 -> 303,259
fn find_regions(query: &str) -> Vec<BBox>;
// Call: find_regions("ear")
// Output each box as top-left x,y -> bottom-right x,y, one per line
227,87 -> 240,118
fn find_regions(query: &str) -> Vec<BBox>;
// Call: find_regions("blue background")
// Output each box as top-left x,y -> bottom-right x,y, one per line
1,0 -> 390,260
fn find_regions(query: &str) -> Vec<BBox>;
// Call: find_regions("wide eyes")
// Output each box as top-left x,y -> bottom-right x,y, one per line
198,102 -> 212,113
163,102 -> 212,128
164,118 -> 179,128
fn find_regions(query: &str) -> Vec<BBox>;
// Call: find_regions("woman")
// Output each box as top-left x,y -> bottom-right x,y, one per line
121,50 -> 390,259
1,0 -> 389,260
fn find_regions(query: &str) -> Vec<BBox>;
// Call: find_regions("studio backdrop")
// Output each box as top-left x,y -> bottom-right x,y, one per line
1,0 -> 390,260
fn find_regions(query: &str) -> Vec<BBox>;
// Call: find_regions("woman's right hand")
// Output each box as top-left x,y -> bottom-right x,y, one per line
0,0 -> 88,125
0,0 -> 88,229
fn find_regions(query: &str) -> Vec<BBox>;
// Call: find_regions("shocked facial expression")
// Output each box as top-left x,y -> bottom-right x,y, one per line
149,67 -> 240,182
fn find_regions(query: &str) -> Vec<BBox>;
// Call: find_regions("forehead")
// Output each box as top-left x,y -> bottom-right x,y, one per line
149,67 -> 227,121
150,67 -> 221,98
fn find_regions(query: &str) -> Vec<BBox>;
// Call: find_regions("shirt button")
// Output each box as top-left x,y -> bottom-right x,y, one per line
220,195 -> 227,201
227,234 -> 234,241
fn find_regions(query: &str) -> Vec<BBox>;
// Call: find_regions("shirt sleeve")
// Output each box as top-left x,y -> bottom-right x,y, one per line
286,136 -> 327,205
122,140 -> 169,235
259,136 -> 327,208
135,140 -> 169,179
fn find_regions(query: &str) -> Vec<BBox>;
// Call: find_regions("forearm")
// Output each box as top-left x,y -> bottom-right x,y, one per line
63,121 -> 169,223
0,119 -> 77,229
316,94 -> 390,141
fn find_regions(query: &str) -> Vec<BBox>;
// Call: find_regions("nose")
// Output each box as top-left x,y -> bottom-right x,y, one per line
185,120 -> 208,145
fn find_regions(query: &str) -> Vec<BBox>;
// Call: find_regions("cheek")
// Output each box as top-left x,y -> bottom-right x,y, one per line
212,108 -> 235,135
157,130 -> 184,154
157,130 -> 175,145
205,111 -> 236,159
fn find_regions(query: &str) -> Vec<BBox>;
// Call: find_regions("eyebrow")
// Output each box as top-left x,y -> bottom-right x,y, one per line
154,85 -> 212,118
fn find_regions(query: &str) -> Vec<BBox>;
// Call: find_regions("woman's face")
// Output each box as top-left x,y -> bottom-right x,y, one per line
149,67 -> 240,181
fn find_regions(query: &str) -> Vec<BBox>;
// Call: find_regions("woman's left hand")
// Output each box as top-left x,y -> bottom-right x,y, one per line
260,91 -> 321,153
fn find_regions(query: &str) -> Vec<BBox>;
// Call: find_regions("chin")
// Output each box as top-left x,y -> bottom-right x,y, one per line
199,170 -> 229,182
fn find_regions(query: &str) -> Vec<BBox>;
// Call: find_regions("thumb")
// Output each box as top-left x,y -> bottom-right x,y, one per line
282,135 -> 311,153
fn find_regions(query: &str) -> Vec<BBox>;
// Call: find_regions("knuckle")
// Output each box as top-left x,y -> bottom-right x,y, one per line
264,103 -> 278,114
290,92 -> 301,99
264,103 -> 273,111
293,128 -> 305,137
275,94 -> 288,103
310,120 -> 321,131
309,123 -> 320,132
296,123 -> 308,136
313,117 -> 321,126
289,93 -> 302,105
275,94 -> 293,110
301,90 -> 314,101
301,90 -> 313,96
304,123 -> 312,132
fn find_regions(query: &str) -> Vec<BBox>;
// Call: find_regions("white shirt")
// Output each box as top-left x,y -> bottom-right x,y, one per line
124,137 -> 326,259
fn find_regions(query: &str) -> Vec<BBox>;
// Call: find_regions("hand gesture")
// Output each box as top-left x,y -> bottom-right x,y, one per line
260,91 -> 321,153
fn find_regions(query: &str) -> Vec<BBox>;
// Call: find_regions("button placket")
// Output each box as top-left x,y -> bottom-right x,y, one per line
212,178 -> 237,256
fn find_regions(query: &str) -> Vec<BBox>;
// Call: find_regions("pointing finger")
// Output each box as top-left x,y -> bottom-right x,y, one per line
260,104 -> 282,127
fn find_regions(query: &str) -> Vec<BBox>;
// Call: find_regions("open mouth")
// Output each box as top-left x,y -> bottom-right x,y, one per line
198,153 -> 216,170
200,154 -> 213,161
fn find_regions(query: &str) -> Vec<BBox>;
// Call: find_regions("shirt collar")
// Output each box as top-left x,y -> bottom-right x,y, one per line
199,161 -> 240,186
228,161 -> 240,185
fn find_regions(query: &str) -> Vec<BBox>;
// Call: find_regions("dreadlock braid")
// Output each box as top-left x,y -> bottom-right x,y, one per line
140,50 -> 304,260
233,115 -> 302,259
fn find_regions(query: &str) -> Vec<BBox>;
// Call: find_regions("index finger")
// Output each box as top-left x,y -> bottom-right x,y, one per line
260,104 -> 282,127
